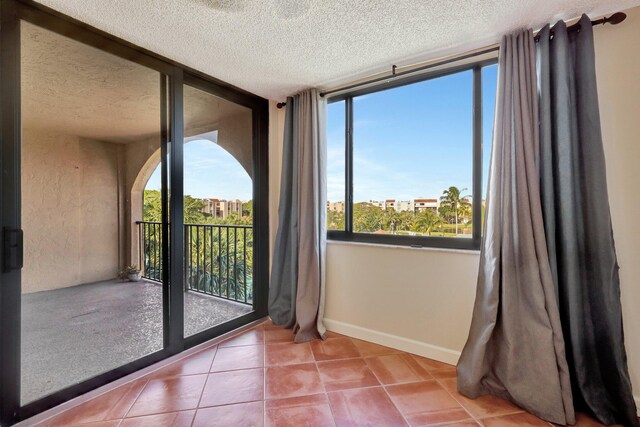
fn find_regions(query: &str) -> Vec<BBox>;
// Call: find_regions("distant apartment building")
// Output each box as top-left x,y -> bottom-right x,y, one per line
364,198 -> 441,213
202,198 -> 243,218
413,198 -> 439,212
328,198 -> 447,213
327,201 -> 345,212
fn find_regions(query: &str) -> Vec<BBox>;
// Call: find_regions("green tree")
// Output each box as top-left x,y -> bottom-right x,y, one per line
413,209 -> 443,236
184,195 -> 207,224
382,209 -> 414,234
439,186 -> 471,235
242,200 -> 253,218
353,202 -> 385,233
143,190 -> 208,224
327,209 -> 345,230
143,189 -> 163,222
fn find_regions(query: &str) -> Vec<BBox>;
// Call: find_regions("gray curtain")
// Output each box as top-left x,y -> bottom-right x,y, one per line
456,29 -> 575,425
538,15 -> 639,427
269,89 -> 327,343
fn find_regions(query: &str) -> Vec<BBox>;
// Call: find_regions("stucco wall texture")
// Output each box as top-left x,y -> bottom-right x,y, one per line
21,115 -> 252,294
21,129 -> 121,293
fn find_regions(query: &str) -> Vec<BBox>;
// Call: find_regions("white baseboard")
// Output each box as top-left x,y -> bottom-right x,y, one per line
324,319 -> 640,416
323,318 -> 461,366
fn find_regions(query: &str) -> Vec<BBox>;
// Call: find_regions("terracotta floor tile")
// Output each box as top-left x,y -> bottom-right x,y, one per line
438,378 -> 523,419
37,329 -> 586,427
480,412 -> 552,426
263,319 -> 283,330
127,374 -> 207,417
121,410 -> 196,426
430,366 -> 457,380
265,328 -> 295,343
199,368 -> 264,408
365,354 -> 432,385
311,337 -> 360,361
317,358 -> 380,391
67,421 -> 122,427
265,363 -> 324,399
328,386 -> 408,427
435,422 -> 481,426
210,344 -> 264,372
409,410 -> 479,426
220,328 -> 265,347
409,354 -> 455,372
192,401 -> 264,427
265,342 -> 315,366
150,347 -> 217,379
42,378 -> 147,426
351,338 -> 402,357
385,380 -> 469,426
324,331 -> 347,340
552,412 -> 621,427
265,393 -> 328,410
266,402 -> 335,427
266,394 -> 334,427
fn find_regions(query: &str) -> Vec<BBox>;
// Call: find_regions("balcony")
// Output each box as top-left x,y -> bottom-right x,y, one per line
21,222 -> 253,404
137,221 -> 254,304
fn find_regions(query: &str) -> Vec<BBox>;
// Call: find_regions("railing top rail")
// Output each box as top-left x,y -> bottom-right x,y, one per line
135,220 -> 252,229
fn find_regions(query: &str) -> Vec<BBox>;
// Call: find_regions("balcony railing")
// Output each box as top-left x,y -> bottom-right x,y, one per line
136,221 -> 253,305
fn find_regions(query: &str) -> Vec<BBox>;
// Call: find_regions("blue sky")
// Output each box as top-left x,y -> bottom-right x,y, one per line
327,64 -> 497,202
146,139 -> 253,200
146,64 -> 497,202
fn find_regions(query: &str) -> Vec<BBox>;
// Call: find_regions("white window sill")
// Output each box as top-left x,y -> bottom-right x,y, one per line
326,239 -> 481,255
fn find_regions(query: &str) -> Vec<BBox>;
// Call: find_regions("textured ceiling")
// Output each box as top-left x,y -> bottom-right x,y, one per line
35,0 -> 640,100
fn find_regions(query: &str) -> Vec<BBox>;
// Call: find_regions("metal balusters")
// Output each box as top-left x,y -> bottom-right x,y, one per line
136,221 -> 252,305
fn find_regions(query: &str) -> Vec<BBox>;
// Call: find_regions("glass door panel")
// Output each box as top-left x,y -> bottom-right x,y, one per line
20,21 -> 168,404
182,84 -> 254,337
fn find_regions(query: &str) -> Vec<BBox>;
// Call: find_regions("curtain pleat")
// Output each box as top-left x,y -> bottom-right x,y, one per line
269,90 -> 327,343
456,29 -> 575,425
537,15 -> 639,427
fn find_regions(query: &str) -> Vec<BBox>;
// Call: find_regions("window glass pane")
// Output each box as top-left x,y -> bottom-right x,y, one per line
181,84 -> 254,337
482,64 -> 499,234
327,100 -> 346,230
352,71 -> 473,237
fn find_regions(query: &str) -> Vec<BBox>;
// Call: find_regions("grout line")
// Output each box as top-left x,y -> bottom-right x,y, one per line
120,376 -> 151,420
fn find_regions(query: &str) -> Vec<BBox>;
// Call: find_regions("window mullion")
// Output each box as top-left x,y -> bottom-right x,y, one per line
345,96 -> 354,233
472,66 -> 482,246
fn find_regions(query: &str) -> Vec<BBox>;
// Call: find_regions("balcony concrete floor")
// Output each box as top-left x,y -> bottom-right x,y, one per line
21,279 -> 252,404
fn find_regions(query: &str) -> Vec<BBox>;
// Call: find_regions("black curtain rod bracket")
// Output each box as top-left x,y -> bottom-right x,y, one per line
276,102 -> 286,109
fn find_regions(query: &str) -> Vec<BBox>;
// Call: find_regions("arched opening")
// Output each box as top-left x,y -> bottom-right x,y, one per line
129,131 -> 254,268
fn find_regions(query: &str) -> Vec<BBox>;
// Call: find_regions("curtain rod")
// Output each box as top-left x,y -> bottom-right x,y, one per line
533,11 -> 626,42
276,11 -> 626,108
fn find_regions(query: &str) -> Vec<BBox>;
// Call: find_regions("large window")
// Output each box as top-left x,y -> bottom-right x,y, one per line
327,60 -> 498,249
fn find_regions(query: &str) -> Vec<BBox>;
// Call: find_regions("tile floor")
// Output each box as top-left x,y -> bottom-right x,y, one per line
34,320 -> 623,427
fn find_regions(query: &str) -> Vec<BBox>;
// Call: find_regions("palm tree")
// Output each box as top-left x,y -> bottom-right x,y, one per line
439,186 -> 471,235
413,209 -> 443,236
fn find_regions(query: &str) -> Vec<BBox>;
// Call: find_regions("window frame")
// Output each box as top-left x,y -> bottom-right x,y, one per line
327,56 -> 498,250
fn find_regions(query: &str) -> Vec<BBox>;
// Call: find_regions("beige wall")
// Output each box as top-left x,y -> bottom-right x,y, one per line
21,129 -> 121,293
594,6 -> 640,408
268,4 -> 640,404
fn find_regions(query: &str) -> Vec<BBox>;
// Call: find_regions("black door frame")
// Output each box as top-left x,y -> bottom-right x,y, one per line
0,0 -> 269,424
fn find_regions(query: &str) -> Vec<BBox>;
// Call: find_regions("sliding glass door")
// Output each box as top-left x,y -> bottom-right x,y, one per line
181,83 -> 255,338
19,21 -> 169,406
0,1 -> 268,424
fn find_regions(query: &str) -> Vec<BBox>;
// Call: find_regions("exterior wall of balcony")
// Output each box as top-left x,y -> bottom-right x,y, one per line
21,128 -> 122,293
